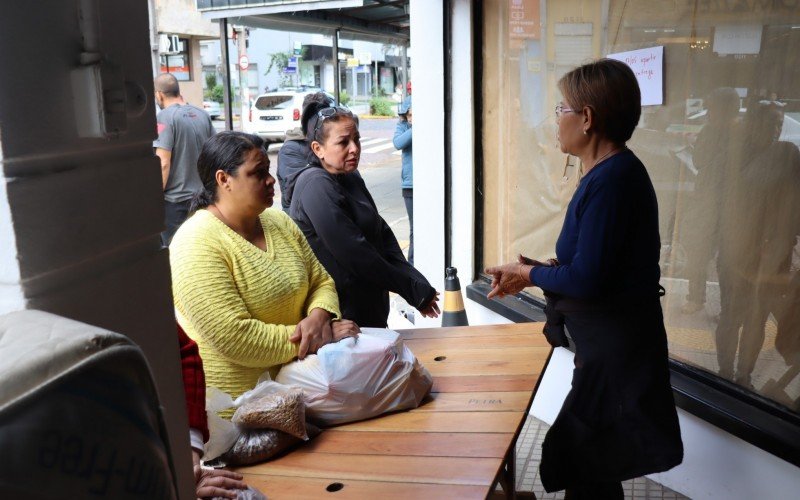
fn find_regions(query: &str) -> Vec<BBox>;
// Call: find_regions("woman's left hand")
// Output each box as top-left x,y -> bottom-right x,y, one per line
331,319 -> 361,341
484,262 -> 532,299
290,308 -> 333,359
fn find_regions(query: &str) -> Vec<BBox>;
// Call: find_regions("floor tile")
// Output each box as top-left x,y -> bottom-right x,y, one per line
515,416 -> 689,499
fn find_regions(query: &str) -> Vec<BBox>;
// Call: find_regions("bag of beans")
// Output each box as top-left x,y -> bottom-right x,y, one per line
232,387 -> 307,439
204,377 -> 311,463
216,423 -> 321,466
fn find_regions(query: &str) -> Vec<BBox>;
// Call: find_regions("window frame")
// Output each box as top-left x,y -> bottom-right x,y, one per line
159,37 -> 193,82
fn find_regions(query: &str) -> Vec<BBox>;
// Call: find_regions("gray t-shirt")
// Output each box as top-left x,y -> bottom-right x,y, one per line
154,103 -> 215,203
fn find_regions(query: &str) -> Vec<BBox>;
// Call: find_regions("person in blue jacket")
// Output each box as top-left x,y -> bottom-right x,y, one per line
485,59 -> 683,499
393,97 -> 414,265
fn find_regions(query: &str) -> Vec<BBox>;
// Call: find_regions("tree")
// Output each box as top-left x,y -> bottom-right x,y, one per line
265,51 -> 294,88
209,84 -> 230,104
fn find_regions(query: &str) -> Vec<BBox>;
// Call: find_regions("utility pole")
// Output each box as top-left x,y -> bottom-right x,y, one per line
333,29 -> 340,104
374,59 -> 379,95
401,43 -> 408,101
219,18 -> 233,131
237,26 -> 249,127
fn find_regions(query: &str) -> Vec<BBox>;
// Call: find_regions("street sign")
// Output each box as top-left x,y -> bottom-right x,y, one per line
284,56 -> 298,74
238,55 -> 250,71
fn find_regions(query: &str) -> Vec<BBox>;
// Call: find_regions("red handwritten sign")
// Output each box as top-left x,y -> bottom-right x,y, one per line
607,46 -> 664,106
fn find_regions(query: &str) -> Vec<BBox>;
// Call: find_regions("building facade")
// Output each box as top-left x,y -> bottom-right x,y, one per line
153,0 -> 219,105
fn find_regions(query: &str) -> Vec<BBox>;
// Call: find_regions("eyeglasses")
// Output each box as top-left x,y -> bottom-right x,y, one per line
312,106 -> 354,139
555,103 -> 574,119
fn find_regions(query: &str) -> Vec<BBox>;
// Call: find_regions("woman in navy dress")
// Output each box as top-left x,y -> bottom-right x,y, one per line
486,59 -> 683,499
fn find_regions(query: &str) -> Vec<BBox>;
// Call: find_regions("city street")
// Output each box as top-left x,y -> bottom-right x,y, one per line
215,117 -> 411,256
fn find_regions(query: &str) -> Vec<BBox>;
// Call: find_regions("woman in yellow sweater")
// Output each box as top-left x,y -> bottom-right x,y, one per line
170,131 -> 359,403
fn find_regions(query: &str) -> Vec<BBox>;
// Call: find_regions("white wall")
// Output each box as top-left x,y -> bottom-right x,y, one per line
0,175 -> 25,314
0,2 -> 193,497
652,410 -> 800,499
409,0 -> 445,327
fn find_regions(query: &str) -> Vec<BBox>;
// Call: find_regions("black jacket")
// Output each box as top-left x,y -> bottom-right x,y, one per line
287,165 -> 436,327
277,128 -> 313,212
539,295 -> 683,492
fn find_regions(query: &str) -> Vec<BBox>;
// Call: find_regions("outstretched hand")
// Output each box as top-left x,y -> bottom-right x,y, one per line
484,262 -> 530,299
485,254 -> 558,299
418,291 -> 441,318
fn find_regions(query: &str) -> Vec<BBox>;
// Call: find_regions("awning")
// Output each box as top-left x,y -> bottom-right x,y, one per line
196,0 -> 409,45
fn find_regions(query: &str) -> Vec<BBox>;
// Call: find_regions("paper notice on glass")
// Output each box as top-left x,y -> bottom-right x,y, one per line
607,46 -> 664,106
713,25 -> 762,55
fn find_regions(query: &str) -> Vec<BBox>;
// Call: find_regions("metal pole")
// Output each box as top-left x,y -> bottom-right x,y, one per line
219,18 -> 233,131
237,26 -> 249,129
333,29 -> 340,105
401,43 -> 408,101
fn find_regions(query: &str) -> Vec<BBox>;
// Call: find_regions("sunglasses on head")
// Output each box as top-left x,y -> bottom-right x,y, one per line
313,106 -> 354,138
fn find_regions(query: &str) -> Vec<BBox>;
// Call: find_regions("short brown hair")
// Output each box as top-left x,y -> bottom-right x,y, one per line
154,73 -> 180,97
558,58 -> 641,144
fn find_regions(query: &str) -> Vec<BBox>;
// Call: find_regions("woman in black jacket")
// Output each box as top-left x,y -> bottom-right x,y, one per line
286,99 -> 440,327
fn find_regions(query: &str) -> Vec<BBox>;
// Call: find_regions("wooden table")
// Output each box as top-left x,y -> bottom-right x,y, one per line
234,323 -> 552,499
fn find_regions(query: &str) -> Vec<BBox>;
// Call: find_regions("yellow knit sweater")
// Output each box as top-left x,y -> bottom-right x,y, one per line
170,208 -> 340,406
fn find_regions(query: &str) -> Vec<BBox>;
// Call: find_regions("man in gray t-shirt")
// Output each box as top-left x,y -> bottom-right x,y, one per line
153,73 -> 215,246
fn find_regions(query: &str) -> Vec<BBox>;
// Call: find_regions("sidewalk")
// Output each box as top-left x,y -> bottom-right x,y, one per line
513,417 -> 688,499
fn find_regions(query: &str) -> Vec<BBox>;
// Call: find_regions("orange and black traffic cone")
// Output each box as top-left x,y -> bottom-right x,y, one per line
442,267 -> 469,326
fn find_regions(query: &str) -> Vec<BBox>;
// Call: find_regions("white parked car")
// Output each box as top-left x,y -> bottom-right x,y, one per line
202,101 -> 222,120
245,90 -> 332,143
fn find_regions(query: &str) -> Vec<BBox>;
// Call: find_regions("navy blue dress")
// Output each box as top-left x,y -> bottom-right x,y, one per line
530,150 -> 683,491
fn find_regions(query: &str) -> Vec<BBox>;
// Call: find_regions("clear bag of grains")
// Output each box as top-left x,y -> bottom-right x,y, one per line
216,423 -> 321,466
204,375 -> 313,463
232,388 -> 307,439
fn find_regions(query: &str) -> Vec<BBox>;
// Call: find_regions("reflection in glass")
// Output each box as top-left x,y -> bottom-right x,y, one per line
715,102 -> 800,389
480,0 -> 800,412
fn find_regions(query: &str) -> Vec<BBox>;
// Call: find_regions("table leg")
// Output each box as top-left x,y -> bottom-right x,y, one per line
490,440 -> 536,500
502,445 -> 517,499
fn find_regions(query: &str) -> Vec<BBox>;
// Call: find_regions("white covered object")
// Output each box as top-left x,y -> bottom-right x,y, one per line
0,310 -> 177,499
276,328 -> 433,426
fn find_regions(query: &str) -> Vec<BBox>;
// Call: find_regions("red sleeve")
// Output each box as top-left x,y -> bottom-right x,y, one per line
178,324 -> 209,442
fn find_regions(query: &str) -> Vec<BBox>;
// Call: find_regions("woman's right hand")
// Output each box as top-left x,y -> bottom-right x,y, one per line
289,308 -> 333,359
331,319 -> 361,341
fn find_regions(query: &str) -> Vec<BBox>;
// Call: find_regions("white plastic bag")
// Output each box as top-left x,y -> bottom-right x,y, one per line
204,375 -> 301,461
275,328 -> 433,426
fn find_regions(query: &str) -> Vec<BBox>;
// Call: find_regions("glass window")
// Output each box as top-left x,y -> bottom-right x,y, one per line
481,0 -> 800,413
254,95 -> 294,110
159,37 -> 191,81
